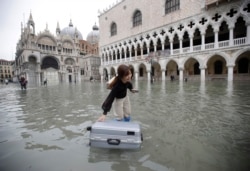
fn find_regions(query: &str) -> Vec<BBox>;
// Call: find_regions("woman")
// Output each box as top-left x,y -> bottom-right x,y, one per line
97,64 -> 138,122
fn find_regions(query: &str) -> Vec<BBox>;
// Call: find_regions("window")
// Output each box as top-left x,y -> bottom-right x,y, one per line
165,0 -> 180,14
133,10 -> 142,27
111,22 -> 117,36
81,69 -> 84,75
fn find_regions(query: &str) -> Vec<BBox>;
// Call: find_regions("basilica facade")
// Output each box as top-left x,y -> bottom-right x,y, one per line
99,0 -> 250,81
14,13 -> 100,85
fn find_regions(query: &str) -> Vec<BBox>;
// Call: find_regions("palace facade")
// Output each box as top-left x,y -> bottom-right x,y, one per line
99,0 -> 250,81
14,13 -> 100,85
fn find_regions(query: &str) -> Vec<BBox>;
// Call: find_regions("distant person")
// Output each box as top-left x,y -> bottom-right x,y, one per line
170,75 -> 174,81
20,77 -> 27,90
43,78 -> 47,86
97,64 -> 138,122
5,79 -> 8,85
90,76 -> 93,82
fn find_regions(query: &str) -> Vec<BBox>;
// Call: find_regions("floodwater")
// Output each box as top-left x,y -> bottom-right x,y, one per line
0,80 -> 250,171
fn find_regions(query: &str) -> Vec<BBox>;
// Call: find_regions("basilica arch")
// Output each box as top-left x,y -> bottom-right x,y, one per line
41,56 -> 60,85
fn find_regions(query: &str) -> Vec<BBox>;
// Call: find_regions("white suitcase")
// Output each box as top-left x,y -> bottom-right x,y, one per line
87,120 -> 143,150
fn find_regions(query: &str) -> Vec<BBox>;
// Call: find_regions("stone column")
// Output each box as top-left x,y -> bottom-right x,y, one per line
179,39 -> 183,54
227,65 -> 234,81
107,53 -> 110,64
135,71 -> 139,81
111,53 -> 114,64
247,22 -> 250,44
200,67 -> 206,81
179,68 -> 183,81
147,46 -> 150,55
124,51 -> 127,62
147,70 -> 151,81
201,33 -> 205,50
78,70 -> 81,83
229,27 -> 234,46
101,53 -> 103,66
36,63 -> 41,85
170,40 -> 173,55
161,41 -> 165,51
214,30 -> 219,49
135,48 -> 138,60
129,48 -> 132,61
108,74 -> 111,81
189,35 -> 193,52
115,51 -> 118,64
161,69 -> 166,81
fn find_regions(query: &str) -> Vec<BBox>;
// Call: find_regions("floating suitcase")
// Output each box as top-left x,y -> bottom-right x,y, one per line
87,120 -> 143,150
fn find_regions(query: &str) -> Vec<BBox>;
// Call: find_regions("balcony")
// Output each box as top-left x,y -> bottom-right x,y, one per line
102,37 -> 247,66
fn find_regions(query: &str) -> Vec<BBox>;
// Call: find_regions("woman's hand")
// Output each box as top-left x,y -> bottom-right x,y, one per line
97,114 -> 106,122
131,89 -> 139,93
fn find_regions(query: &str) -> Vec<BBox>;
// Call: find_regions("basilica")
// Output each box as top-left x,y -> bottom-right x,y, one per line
99,0 -> 250,81
14,13 -> 100,85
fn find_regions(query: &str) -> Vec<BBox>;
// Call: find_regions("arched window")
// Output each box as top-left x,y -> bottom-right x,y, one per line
165,0 -> 180,14
111,22 -> 117,36
133,10 -> 142,27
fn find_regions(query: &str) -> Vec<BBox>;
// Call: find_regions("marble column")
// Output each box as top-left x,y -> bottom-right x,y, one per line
179,68 -> 183,81
161,69 -> 166,81
200,68 -> 206,81
227,65 -> 234,81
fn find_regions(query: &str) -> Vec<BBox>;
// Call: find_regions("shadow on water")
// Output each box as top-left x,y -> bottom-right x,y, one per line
0,81 -> 250,171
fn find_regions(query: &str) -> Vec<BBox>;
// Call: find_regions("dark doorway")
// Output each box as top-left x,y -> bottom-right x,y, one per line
194,62 -> 200,75
214,60 -> 223,74
139,67 -> 143,77
69,75 -> 72,82
238,58 -> 249,73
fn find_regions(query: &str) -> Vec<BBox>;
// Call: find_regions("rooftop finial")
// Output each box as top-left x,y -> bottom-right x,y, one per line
69,19 -> 73,27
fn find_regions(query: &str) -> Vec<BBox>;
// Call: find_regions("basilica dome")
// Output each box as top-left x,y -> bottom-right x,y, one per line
86,24 -> 99,44
60,20 -> 83,40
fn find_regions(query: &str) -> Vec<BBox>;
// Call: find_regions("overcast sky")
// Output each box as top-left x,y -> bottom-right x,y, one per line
0,0 -> 117,61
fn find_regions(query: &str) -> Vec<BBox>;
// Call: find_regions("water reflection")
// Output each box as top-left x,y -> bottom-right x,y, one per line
0,81 -> 250,171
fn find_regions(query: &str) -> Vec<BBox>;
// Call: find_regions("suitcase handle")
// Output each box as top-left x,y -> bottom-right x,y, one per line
107,139 -> 121,145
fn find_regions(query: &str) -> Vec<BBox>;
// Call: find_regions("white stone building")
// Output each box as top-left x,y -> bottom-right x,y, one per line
99,0 -> 250,81
14,13 -> 100,85
0,59 -> 14,82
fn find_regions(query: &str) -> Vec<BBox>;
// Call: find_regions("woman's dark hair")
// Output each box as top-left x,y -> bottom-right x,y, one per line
107,64 -> 131,89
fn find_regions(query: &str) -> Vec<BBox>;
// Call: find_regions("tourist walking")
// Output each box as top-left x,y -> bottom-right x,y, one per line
5,79 -> 8,85
19,77 -> 27,90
